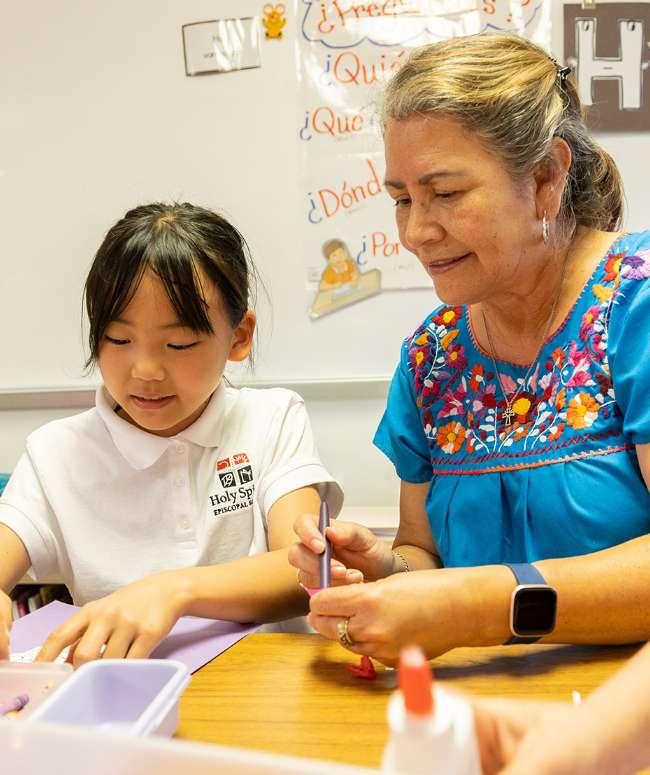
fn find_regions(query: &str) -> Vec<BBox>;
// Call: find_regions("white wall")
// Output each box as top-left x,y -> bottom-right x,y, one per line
0,408 -> 79,471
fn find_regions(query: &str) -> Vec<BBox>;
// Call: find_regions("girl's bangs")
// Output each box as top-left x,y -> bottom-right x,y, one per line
148,244 -> 213,334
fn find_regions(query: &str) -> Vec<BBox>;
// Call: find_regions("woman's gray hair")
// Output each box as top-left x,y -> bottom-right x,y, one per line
381,33 -> 624,237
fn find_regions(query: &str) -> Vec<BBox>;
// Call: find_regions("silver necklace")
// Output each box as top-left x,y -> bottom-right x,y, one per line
481,246 -> 571,427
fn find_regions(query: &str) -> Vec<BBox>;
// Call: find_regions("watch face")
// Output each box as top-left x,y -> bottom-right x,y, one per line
512,586 -> 557,637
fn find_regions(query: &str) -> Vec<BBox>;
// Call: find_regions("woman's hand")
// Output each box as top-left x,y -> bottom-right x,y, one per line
0,590 -> 12,660
307,569 -> 464,664
35,571 -> 190,667
289,513 -> 395,589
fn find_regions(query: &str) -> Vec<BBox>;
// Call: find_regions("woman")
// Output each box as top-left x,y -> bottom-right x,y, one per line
290,33 -> 650,664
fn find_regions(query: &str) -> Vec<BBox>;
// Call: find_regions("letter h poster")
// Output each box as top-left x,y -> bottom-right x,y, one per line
564,3 -> 650,131
296,0 -> 552,318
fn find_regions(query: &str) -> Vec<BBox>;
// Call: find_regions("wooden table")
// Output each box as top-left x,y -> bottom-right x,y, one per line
176,633 -> 638,769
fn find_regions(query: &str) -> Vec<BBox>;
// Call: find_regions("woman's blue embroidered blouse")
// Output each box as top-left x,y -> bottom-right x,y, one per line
375,231 -> 650,566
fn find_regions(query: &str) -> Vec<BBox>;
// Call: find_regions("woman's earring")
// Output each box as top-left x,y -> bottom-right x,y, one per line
542,211 -> 550,243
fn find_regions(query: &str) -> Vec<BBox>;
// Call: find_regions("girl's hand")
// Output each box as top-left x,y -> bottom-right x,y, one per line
289,513 -> 395,589
35,571 -> 189,667
0,590 -> 12,660
307,569 -> 461,665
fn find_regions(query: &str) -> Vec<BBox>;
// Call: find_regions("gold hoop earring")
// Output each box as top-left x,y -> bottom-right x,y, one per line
542,212 -> 550,243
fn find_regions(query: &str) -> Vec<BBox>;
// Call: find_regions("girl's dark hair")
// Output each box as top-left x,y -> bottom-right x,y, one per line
84,202 -> 256,366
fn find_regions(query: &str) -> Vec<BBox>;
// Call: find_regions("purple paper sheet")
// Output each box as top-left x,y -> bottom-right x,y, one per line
10,601 -> 258,673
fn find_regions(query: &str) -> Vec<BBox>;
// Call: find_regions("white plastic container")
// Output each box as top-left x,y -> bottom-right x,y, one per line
29,658 -> 190,736
0,718 -> 376,774
0,660 -> 73,718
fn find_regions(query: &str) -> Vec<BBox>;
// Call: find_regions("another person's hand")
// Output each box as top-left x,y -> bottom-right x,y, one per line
289,513 -> 394,589
307,569 -> 462,664
35,571 -> 189,667
500,707 -> 615,775
471,697 -> 568,774
472,697 -> 608,775
0,589 -> 12,660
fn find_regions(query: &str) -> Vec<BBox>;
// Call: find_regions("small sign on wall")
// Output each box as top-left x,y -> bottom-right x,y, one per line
182,17 -> 261,76
564,3 -> 650,130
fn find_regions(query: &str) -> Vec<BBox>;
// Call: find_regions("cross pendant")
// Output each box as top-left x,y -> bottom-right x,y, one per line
503,406 -> 515,426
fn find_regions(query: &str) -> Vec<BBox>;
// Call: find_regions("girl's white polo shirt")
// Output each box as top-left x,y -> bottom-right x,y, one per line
0,383 -> 342,605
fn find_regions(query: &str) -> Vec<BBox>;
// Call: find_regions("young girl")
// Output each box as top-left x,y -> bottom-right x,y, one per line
0,202 -> 342,664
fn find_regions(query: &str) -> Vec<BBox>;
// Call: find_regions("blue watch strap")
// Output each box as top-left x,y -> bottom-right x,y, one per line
504,563 -> 550,645
504,562 -> 547,586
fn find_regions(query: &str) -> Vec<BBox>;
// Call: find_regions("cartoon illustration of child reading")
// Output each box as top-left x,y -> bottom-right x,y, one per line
319,239 -> 360,292
310,238 -> 381,319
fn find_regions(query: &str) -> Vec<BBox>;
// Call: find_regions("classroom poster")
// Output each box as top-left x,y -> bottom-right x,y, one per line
564,3 -> 650,131
296,0 -> 552,318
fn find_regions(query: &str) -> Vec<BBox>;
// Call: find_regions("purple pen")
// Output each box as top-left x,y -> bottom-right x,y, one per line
0,693 -> 29,716
318,500 -> 332,588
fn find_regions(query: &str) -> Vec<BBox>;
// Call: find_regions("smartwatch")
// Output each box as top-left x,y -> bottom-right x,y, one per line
504,563 -> 557,644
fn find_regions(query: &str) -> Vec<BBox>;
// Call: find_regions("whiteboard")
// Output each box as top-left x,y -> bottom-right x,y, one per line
0,0 -> 647,391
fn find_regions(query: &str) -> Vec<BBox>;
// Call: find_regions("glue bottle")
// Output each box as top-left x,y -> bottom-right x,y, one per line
381,645 -> 481,775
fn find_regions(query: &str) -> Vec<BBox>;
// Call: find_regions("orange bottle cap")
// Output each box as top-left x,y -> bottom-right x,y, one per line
398,645 -> 434,716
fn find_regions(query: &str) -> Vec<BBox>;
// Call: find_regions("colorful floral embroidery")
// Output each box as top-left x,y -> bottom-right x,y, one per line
592,284 -> 614,303
407,238 -> 645,461
620,249 -> 650,280
445,343 -> 467,370
436,421 -> 466,454
604,253 -> 624,282
433,306 -> 462,327
566,391 -> 600,429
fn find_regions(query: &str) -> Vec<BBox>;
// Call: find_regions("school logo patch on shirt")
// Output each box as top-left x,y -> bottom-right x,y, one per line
210,453 -> 255,516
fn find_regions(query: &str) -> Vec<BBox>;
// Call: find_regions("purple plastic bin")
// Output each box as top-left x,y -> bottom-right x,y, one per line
29,659 -> 190,737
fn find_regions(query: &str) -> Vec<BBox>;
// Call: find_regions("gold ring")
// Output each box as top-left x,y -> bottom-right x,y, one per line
337,617 -> 354,648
